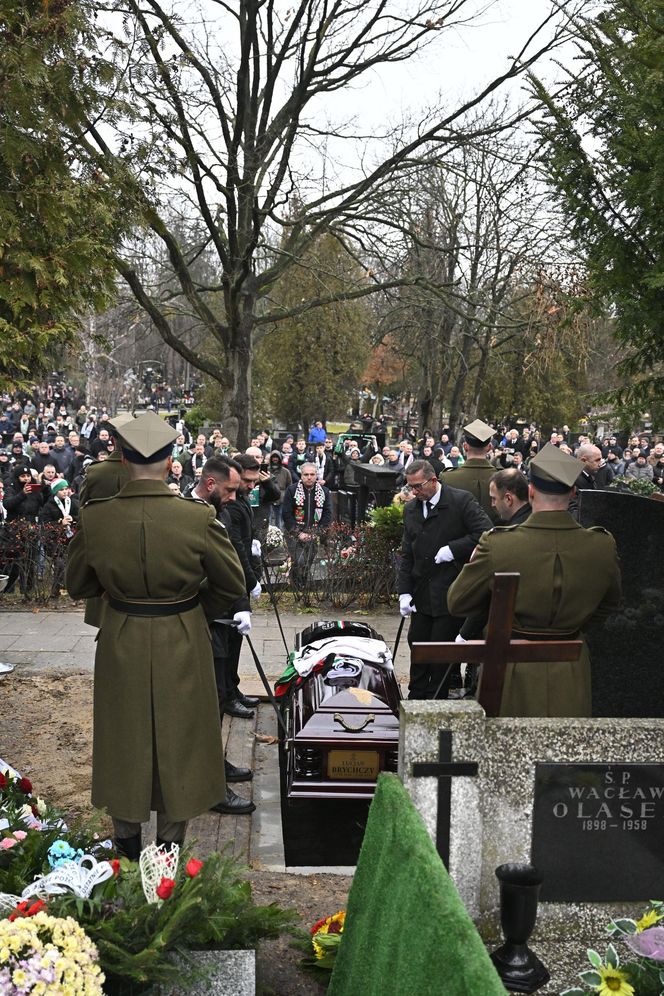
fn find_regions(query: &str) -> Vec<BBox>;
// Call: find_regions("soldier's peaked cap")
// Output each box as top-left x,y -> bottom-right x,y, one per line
463,419 -> 495,447
107,413 -> 135,435
529,443 -> 581,494
116,411 -> 178,463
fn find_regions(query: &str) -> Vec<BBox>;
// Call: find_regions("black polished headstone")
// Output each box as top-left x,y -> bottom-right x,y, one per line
353,464 -> 402,520
532,762 -> 664,902
578,490 -> 664,717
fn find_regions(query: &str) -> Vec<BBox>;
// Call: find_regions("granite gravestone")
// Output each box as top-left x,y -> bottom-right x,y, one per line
532,761 -> 664,902
578,490 -> 664,718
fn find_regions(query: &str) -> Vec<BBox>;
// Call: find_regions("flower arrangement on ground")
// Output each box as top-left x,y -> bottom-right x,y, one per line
1,767 -> 297,995
563,901 -> 664,996
299,910 -> 346,971
0,911 -> 104,994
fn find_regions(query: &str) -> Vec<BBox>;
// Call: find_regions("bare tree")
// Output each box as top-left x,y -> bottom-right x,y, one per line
34,0 -> 584,443
370,129 -> 567,432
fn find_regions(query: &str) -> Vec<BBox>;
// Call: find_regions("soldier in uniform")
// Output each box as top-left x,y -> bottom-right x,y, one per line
66,411 -> 246,858
78,413 -> 133,629
440,419 -> 499,523
447,444 -> 622,717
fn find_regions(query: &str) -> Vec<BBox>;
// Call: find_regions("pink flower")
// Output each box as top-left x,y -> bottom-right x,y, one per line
12,830 -> 27,840
0,837 -> 17,850
626,926 -> 664,961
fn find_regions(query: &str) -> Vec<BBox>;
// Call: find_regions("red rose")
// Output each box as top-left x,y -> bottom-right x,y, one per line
27,900 -> 46,917
0,773 -> 7,790
185,858 -> 204,878
17,777 -> 32,794
156,877 -> 176,900
110,859 -> 121,877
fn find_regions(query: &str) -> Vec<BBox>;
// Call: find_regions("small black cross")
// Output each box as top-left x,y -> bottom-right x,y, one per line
412,730 -> 478,869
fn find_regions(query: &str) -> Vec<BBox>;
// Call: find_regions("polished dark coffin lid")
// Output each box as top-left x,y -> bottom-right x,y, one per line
578,490 -> 664,718
286,658 -> 400,799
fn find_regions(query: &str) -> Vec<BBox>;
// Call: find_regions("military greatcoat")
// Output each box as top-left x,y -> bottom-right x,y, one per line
446,510 -> 622,717
79,450 -> 131,627
440,458 -> 498,523
66,479 -> 245,823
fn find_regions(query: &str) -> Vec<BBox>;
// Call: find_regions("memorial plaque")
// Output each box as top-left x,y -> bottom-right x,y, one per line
327,750 -> 380,780
531,762 -> 664,902
578,490 -> 664,718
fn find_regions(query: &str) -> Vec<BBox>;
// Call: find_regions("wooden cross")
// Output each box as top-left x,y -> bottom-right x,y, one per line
411,730 -> 478,868
411,573 -> 583,717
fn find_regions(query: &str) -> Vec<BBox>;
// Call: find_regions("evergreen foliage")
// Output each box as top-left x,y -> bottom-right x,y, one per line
0,0 -> 126,386
530,1 -> 664,419
255,234 -> 371,429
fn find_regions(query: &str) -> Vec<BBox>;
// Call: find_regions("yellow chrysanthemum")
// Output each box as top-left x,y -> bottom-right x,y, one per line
597,964 -> 635,995
636,909 -> 662,932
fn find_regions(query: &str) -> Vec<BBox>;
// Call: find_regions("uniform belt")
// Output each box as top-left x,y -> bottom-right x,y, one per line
108,595 -> 200,617
512,629 -> 580,641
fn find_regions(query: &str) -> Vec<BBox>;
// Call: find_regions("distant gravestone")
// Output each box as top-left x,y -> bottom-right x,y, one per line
578,490 -> 664,717
532,762 -> 664,902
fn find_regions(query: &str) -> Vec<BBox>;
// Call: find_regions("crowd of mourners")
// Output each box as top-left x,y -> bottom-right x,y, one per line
0,383 -> 662,598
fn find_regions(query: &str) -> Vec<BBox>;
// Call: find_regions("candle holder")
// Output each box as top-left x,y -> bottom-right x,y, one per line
489,863 -> 550,993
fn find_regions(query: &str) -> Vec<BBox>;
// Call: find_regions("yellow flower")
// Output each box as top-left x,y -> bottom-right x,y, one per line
597,964 -> 635,995
636,909 -> 662,932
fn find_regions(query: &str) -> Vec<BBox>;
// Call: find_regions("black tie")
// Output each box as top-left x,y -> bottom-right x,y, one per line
426,500 -> 434,518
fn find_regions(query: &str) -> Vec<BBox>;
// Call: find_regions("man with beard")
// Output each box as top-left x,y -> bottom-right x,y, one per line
221,454 -> 266,720
189,455 -> 256,812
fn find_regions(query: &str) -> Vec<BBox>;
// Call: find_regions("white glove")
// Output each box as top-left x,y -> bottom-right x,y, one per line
455,633 -> 467,644
251,539 -> 262,557
250,582 -> 262,599
434,545 -> 454,564
399,594 -> 416,617
233,611 -> 252,636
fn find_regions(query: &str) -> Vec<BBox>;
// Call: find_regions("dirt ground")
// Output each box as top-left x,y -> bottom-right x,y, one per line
0,675 -> 350,995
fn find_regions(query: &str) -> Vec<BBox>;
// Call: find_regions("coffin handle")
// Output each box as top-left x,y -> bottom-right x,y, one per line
333,712 -> 375,733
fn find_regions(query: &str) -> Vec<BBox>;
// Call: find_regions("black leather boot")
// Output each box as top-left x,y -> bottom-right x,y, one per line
210,787 -> 256,815
115,834 -> 141,861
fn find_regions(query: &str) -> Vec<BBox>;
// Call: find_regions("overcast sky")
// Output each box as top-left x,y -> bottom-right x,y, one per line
294,0 -> 575,190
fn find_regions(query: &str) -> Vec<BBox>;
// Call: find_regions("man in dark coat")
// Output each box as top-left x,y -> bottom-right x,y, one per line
488,468 -> 531,527
397,459 -> 492,699
440,420 -> 499,523
66,411 -> 246,858
189,455 -> 256,808
223,454 -> 266,719
282,462 -> 332,587
447,444 -> 622,717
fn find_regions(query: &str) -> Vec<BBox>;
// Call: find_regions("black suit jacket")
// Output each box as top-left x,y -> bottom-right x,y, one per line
226,495 -> 260,591
397,484 -> 492,616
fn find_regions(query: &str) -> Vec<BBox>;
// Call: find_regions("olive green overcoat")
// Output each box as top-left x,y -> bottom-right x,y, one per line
446,511 -> 622,717
66,480 -> 245,822
440,458 -> 498,523
79,451 -> 131,627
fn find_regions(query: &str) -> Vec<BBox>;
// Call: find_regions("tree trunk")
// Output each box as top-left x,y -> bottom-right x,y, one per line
220,333 -> 252,448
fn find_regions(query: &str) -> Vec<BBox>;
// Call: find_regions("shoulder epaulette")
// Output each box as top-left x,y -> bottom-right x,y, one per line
588,525 -> 611,535
487,524 -> 520,535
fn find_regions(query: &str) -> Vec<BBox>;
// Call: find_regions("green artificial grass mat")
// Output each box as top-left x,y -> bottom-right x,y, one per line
327,773 -> 506,996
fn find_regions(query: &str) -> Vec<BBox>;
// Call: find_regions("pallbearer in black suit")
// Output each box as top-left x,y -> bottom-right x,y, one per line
397,460 -> 492,700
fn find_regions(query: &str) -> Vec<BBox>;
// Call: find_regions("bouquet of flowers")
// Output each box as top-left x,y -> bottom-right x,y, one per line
300,910 -> 346,971
0,911 -> 104,994
563,902 -> 664,996
1,766 -> 297,994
